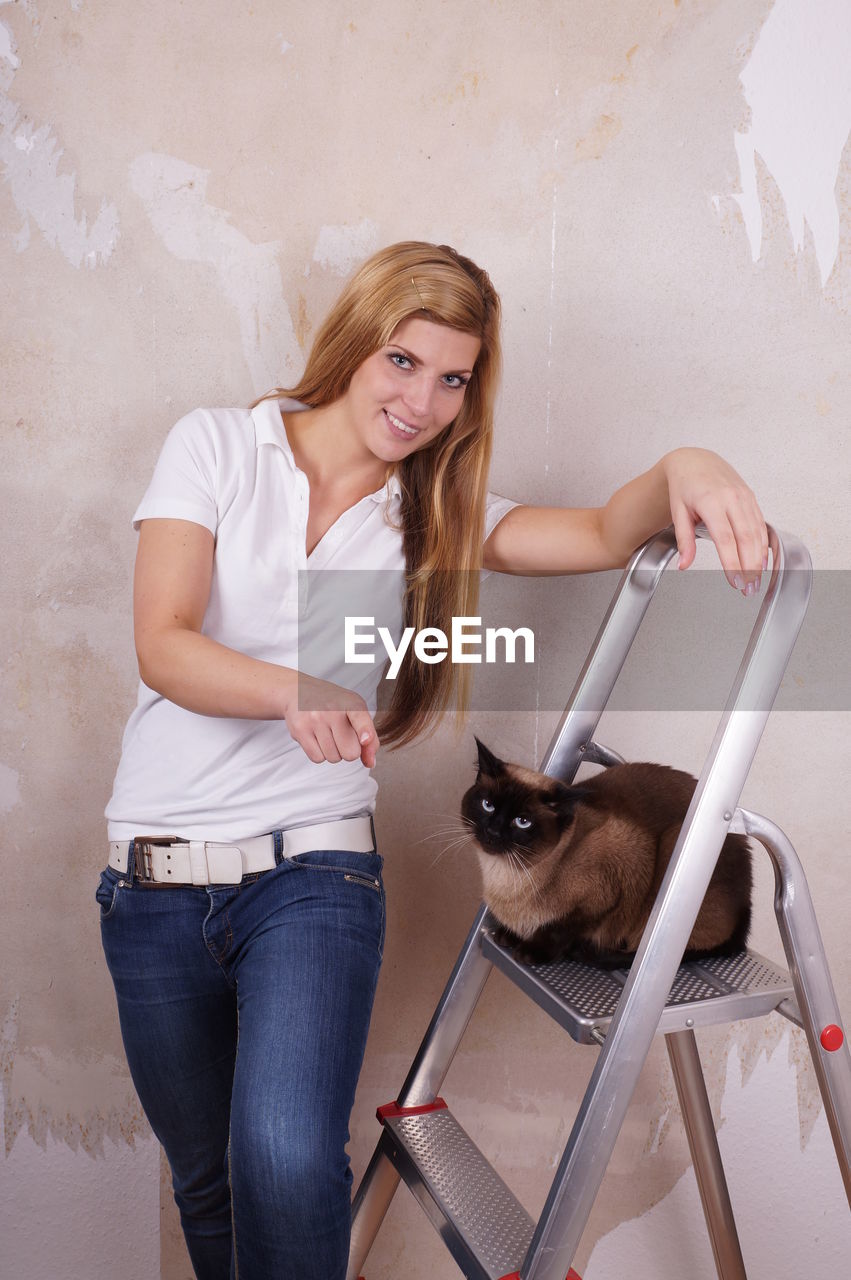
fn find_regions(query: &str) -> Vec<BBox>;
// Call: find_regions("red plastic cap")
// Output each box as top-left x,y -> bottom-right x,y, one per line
377,1097 -> 448,1121
498,1272 -> 581,1280
820,1024 -> 844,1052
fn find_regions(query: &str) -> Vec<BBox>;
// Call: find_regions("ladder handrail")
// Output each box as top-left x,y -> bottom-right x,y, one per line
523,523 -> 814,1278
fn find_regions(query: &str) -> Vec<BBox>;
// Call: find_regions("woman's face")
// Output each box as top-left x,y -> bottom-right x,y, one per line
342,316 -> 481,464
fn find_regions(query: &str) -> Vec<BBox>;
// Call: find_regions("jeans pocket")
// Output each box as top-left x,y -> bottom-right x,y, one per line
95,868 -> 124,921
342,870 -> 382,893
286,852 -> 386,960
287,849 -> 383,880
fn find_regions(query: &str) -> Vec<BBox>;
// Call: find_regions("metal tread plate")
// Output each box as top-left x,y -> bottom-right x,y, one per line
480,932 -> 794,1044
382,1107 -> 534,1280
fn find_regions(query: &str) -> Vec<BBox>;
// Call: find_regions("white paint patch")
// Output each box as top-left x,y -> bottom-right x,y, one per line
278,34 -> 293,55
313,219 -> 379,275
0,1075 -> 160,1280
585,1030 -> 851,1277
0,17 -> 120,268
732,0 -> 851,286
0,762 -> 21,813
0,18 -> 19,69
129,152 -> 300,392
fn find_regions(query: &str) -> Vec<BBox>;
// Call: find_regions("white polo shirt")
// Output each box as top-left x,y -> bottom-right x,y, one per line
105,399 -> 520,841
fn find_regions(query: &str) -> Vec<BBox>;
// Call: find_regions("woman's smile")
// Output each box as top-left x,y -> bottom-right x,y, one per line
383,408 -> 422,439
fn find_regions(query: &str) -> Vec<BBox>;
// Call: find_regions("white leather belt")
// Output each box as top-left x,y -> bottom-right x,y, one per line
108,815 -> 375,886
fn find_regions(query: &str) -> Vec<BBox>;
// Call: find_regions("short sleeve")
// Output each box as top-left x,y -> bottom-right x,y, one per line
482,492 -> 522,580
132,408 -> 218,534
484,492 -> 521,540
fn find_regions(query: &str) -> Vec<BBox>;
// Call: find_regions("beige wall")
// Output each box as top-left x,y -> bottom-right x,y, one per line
2,1 -> 849,1276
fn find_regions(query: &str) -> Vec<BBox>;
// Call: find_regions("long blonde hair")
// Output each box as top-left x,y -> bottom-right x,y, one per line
253,241 -> 502,747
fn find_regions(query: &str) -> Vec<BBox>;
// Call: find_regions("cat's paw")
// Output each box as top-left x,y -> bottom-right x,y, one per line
510,939 -> 555,965
490,923 -> 518,950
490,924 -> 541,963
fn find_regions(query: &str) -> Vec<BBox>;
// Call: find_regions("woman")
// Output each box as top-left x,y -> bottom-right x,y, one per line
98,242 -> 766,1280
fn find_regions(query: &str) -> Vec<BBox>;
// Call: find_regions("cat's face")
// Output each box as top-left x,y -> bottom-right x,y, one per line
461,738 -> 584,863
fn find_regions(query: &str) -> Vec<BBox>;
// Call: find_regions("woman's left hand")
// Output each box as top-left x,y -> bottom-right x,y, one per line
662,448 -> 769,595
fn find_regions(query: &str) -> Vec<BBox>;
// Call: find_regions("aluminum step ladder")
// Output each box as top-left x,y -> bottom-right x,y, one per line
348,524 -> 851,1280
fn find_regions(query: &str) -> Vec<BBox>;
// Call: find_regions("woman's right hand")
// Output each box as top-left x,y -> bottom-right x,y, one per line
281,673 -> 380,768
134,519 -> 378,767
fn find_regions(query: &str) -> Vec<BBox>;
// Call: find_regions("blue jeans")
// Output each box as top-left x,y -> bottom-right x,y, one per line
96,841 -> 385,1280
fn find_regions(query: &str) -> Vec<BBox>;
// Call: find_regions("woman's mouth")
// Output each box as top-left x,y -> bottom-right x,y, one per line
384,409 -> 421,440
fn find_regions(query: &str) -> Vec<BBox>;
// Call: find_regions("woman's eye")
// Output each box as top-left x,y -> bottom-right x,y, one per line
442,374 -> 469,389
513,815 -> 532,829
481,797 -> 495,813
389,352 -> 413,370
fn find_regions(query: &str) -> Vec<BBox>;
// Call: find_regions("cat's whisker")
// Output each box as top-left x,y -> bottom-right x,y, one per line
422,808 -> 474,823
414,826 -> 468,846
428,834 -> 476,869
413,818 -> 476,848
504,849 -> 527,915
508,844 -> 544,904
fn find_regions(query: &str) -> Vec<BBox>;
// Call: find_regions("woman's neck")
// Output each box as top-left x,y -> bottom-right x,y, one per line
282,402 -> 388,498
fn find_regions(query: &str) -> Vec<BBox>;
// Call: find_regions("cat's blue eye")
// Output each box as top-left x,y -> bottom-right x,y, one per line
481,797 -> 495,813
513,815 -> 532,829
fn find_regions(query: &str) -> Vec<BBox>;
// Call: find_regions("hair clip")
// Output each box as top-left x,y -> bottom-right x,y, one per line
411,276 -> 427,310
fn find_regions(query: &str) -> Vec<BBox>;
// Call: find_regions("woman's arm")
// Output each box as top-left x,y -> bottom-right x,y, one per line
483,447 -> 768,594
134,518 -> 379,766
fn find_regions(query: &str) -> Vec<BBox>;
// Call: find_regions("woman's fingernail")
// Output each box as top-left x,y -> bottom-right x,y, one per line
745,581 -> 755,597
762,554 -> 768,571
733,575 -> 743,590
360,731 -> 370,743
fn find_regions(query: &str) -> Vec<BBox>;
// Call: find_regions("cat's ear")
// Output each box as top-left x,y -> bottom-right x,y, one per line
543,782 -> 591,824
474,737 -> 505,779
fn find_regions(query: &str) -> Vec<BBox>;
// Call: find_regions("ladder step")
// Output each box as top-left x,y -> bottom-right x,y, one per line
480,934 -> 795,1044
379,1100 -> 537,1280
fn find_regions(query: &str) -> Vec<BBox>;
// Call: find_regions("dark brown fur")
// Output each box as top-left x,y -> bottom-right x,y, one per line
461,738 -> 753,968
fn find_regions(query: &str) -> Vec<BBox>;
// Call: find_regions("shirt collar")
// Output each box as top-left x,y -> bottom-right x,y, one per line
250,397 -> 402,505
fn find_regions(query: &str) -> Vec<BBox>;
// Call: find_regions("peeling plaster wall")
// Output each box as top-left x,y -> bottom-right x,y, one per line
1,2 -> 849,1277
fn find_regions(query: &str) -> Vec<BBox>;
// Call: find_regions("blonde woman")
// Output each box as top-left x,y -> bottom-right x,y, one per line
98,242 -> 767,1280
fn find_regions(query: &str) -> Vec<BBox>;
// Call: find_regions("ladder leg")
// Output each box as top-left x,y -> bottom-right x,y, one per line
347,1134 -> 401,1280
666,1030 -> 747,1279
347,904 -> 494,1279
741,808 -> 851,1204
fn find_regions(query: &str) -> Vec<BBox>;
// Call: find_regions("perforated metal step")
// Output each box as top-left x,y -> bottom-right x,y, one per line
480,931 -> 795,1044
380,1103 -> 535,1280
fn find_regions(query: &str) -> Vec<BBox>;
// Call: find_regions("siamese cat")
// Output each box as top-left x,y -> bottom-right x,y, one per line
461,738 -> 752,969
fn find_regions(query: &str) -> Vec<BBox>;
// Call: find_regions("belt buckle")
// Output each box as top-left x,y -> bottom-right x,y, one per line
133,835 -> 179,884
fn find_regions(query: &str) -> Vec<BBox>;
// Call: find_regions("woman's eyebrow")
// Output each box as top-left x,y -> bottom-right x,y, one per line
389,344 -> 474,375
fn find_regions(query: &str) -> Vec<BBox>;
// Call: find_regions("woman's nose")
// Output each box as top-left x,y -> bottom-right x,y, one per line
402,375 -> 435,419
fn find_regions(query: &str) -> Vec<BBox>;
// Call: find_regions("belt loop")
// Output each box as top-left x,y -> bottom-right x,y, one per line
127,839 -> 137,882
273,830 -> 284,864
369,814 -> 377,853
189,841 -> 208,885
